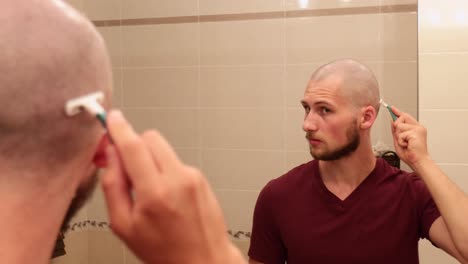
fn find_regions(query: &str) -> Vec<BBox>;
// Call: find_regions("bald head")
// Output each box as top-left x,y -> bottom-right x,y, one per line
309,59 -> 380,113
0,0 -> 112,168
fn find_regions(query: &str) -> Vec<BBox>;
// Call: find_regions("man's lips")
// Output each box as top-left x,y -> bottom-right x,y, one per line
306,136 -> 321,146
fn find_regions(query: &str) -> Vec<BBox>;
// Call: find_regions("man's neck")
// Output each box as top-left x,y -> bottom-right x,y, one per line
0,168 -> 77,264
318,144 -> 377,198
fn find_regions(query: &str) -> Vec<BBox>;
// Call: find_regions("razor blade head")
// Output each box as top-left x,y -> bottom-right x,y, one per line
379,99 -> 388,108
65,91 -> 104,116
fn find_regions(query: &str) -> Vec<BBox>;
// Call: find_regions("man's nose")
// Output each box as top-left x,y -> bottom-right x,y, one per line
302,112 -> 318,132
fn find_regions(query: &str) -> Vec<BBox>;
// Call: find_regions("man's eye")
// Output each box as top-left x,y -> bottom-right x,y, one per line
304,106 -> 310,113
320,107 -> 330,114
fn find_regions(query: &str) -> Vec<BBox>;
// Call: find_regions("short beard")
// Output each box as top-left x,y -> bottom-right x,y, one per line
60,169 -> 99,232
310,122 -> 360,161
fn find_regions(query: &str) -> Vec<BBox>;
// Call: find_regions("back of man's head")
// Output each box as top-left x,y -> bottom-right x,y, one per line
0,0 -> 112,172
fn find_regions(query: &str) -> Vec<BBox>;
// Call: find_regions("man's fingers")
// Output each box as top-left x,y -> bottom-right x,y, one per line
393,122 -> 416,135
101,145 -> 132,239
391,107 -> 418,125
390,106 -> 402,119
106,110 -> 160,191
141,130 -> 182,173
397,130 -> 414,148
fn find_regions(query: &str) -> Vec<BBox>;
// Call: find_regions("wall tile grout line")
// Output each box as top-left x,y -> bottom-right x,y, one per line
93,4 -> 417,28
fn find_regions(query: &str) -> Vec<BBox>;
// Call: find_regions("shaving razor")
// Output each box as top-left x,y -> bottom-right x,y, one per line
379,99 -> 398,121
65,91 -> 107,128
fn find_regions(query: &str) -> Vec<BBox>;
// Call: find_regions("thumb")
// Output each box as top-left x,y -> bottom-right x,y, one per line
101,145 -> 133,238
391,106 -> 402,118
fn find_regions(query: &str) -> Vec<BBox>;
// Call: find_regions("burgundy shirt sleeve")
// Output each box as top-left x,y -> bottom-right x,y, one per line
248,182 -> 286,264
411,174 -> 441,240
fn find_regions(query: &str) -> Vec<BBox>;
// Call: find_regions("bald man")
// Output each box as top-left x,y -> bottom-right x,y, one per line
0,1 -> 245,264
0,0 -> 112,263
248,59 -> 468,263
4,2 -> 464,264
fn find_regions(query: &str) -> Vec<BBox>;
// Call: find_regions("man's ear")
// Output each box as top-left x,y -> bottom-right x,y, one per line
92,134 -> 109,168
360,105 -> 377,130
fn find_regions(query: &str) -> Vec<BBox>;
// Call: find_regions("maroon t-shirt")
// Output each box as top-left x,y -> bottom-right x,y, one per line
248,158 -> 440,264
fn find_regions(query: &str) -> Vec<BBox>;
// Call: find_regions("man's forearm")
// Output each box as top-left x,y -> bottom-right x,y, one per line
413,158 -> 468,259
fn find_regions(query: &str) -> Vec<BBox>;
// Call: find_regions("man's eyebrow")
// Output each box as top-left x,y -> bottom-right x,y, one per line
300,100 -> 333,106
314,100 -> 333,106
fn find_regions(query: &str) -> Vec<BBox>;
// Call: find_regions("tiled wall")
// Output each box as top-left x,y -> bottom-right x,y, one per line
418,0 -> 468,263
55,0 -> 418,263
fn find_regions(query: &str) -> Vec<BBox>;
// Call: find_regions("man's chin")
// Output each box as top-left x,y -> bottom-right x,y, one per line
310,145 -> 357,161
309,147 -> 330,160
312,152 -> 353,161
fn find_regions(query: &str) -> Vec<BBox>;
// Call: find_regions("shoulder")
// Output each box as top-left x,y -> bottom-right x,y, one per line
376,158 -> 430,200
376,158 -> 415,184
259,159 -> 317,201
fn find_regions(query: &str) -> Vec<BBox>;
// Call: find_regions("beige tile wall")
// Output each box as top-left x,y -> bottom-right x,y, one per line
62,0 -> 418,263
286,14 -> 382,63
122,0 -> 198,19
83,0 -> 121,20
419,3 -> 468,184
200,0 -> 283,15
65,0 -> 83,12
200,19 -> 283,65
200,66 -> 284,107
88,231 -> 125,264
285,0 -> 418,10
418,0 -> 468,263
51,231 -> 89,264
123,24 -> 199,67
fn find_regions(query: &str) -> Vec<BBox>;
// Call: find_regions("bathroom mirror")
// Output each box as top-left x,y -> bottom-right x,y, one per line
53,1 -> 418,263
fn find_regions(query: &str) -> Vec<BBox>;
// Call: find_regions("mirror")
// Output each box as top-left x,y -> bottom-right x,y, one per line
54,0 -> 418,263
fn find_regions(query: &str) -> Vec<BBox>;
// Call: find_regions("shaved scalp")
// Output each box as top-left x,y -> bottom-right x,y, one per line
310,59 -> 380,113
0,0 -> 112,168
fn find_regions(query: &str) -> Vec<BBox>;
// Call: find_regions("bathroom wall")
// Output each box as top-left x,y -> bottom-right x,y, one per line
54,0 -> 418,263
418,0 -> 468,263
